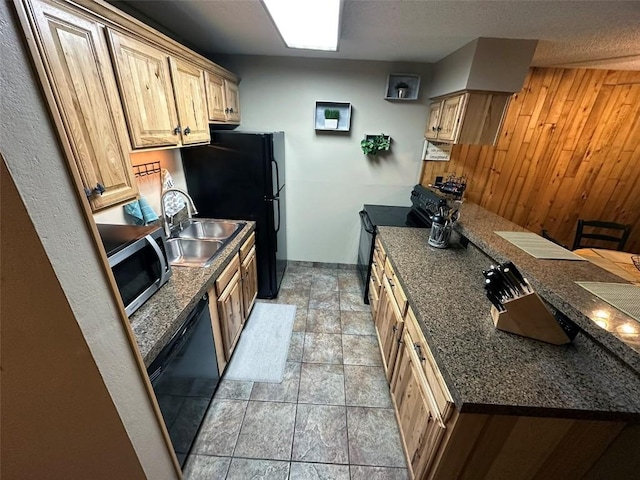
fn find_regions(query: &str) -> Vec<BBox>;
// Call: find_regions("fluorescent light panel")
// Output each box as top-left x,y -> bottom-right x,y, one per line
263,0 -> 341,51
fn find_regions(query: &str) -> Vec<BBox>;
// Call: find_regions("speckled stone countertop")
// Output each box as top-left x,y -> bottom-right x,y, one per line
130,221 -> 255,367
453,202 -> 640,371
377,222 -> 640,420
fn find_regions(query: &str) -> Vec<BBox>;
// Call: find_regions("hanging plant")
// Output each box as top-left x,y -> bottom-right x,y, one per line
361,134 -> 391,156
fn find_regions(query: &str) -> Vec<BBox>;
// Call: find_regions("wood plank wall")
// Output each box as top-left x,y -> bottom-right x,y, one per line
420,68 -> 640,253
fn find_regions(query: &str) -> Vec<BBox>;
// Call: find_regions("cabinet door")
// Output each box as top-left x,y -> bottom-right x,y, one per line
26,0 -> 137,210
241,246 -> 258,319
392,329 -> 447,479
107,29 -> 180,148
375,277 -> 404,381
218,271 -> 244,360
437,94 -> 465,142
424,100 -> 442,140
405,308 -> 455,421
224,80 -> 241,123
169,58 -> 210,145
205,71 -> 227,122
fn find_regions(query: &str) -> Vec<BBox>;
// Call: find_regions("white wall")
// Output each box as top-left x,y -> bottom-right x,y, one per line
216,55 -> 433,263
467,38 -> 537,93
428,38 -> 537,98
428,40 -> 477,98
1,5 -> 177,478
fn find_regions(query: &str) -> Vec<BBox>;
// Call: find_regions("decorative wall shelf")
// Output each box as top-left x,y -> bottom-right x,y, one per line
385,74 -> 420,101
315,101 -> 352,132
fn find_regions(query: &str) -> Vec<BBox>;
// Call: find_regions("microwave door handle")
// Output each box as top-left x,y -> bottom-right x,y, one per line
145,234 -> 167,286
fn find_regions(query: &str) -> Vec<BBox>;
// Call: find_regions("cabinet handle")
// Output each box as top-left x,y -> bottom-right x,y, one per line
388,278 -> 395,288
432,126 -> 436,131
184,126 -> 191,135
225,108 -> 230,113
229,107 -> 234,113
414,343 -> 426,362
174,126 -> 181,135
437,126 -> 442,131
84,187 -> 92,198
95,183 -> 105,195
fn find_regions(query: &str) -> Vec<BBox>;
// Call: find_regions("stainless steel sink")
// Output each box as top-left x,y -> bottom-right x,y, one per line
175,219 -> 244,240
166,219 -> 246,267
166,238 -> 224,268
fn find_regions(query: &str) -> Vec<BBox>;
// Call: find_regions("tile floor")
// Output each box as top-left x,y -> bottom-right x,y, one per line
184,262 -> 408,479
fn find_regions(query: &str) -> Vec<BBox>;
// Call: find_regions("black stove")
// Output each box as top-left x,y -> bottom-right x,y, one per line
357,185 -> 449,303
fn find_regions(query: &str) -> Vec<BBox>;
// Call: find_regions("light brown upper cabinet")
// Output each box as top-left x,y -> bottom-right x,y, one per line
107,30 -> 210,148
205,71 -> 227,122
424,91 -> 510,145
21,0 -> 138,211
205,71 -> 241,124
224,80 -> 241,123
169,58 -> 210,144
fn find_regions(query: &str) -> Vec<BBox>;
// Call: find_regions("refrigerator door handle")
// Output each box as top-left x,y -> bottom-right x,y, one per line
272,158 -> 280,194
274,196 -> 281,233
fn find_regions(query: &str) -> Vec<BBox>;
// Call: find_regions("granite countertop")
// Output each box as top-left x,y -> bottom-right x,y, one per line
454,202 -> 640,371
377,216 -> 640,420
130,221 -> 256,367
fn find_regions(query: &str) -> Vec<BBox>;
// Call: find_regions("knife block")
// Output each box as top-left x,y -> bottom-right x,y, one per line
490,291 -> 571,345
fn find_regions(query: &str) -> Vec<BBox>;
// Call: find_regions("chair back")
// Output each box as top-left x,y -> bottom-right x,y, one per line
572,220 -> 632,251
541,229 -> 569,250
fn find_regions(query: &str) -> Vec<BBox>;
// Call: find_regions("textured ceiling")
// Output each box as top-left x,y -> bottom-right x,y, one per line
115,0 -> 640,69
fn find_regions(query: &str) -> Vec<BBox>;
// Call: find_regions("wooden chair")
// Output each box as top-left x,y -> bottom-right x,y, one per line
541,229 -> 569,250
571,220 -> 632,251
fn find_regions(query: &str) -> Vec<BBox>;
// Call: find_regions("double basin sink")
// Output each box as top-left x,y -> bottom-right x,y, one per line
165,218 -> 245,267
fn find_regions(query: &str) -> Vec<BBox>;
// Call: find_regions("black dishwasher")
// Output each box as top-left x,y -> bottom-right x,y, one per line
147,294 -> 219,467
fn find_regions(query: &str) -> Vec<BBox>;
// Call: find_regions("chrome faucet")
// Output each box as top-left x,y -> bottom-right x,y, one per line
161,188 -> 199,237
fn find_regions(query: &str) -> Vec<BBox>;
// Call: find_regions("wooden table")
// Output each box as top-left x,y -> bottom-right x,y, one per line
573,248 -> 640,284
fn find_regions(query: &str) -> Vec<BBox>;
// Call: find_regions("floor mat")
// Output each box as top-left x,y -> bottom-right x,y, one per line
224,302 -> 296,383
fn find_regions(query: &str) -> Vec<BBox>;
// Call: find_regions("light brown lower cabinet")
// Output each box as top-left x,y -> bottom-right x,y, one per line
374,292 -> 634,479
241,245 -> 258,319
391,325 -> 447,479
375,276 -> 404,382
208,233 -> 259,374
208,254 -> 242,374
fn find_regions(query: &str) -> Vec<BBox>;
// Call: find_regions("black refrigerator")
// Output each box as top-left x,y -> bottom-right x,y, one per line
181,131 -> 287,299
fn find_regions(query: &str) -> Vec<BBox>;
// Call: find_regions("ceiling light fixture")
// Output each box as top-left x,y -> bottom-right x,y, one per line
262,0 -> 342,51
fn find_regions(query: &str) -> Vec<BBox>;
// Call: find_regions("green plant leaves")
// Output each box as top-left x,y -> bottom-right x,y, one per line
361,134 -> 390,156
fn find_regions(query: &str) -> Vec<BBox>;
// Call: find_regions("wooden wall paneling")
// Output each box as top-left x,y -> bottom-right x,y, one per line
421,66 -> 640,253
575,85 -> 637,223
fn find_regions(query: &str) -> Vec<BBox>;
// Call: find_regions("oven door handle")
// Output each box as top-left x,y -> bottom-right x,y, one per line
359,210 -> 375,234
145,234 -> 167,286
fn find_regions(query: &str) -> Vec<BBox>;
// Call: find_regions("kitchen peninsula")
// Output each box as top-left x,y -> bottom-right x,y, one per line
375,201 -> 640,479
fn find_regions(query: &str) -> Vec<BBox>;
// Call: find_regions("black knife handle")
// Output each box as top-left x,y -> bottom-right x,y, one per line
486,291 -> 505,312
502,267 -> 525,296
485,278 -> 508,302
504,262 -> 529,291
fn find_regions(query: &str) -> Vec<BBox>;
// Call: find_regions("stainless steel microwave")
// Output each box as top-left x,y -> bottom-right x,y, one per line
97,224 -> 172,317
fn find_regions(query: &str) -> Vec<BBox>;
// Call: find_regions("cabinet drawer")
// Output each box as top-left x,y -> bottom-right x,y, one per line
216,254 -> 240,294
370,257 -> 382,290
384,258 -> 408,316
405,308 -> 454,421
240,232 -> 255,261
374,237 -> 386,263
368,276 -> 379,317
